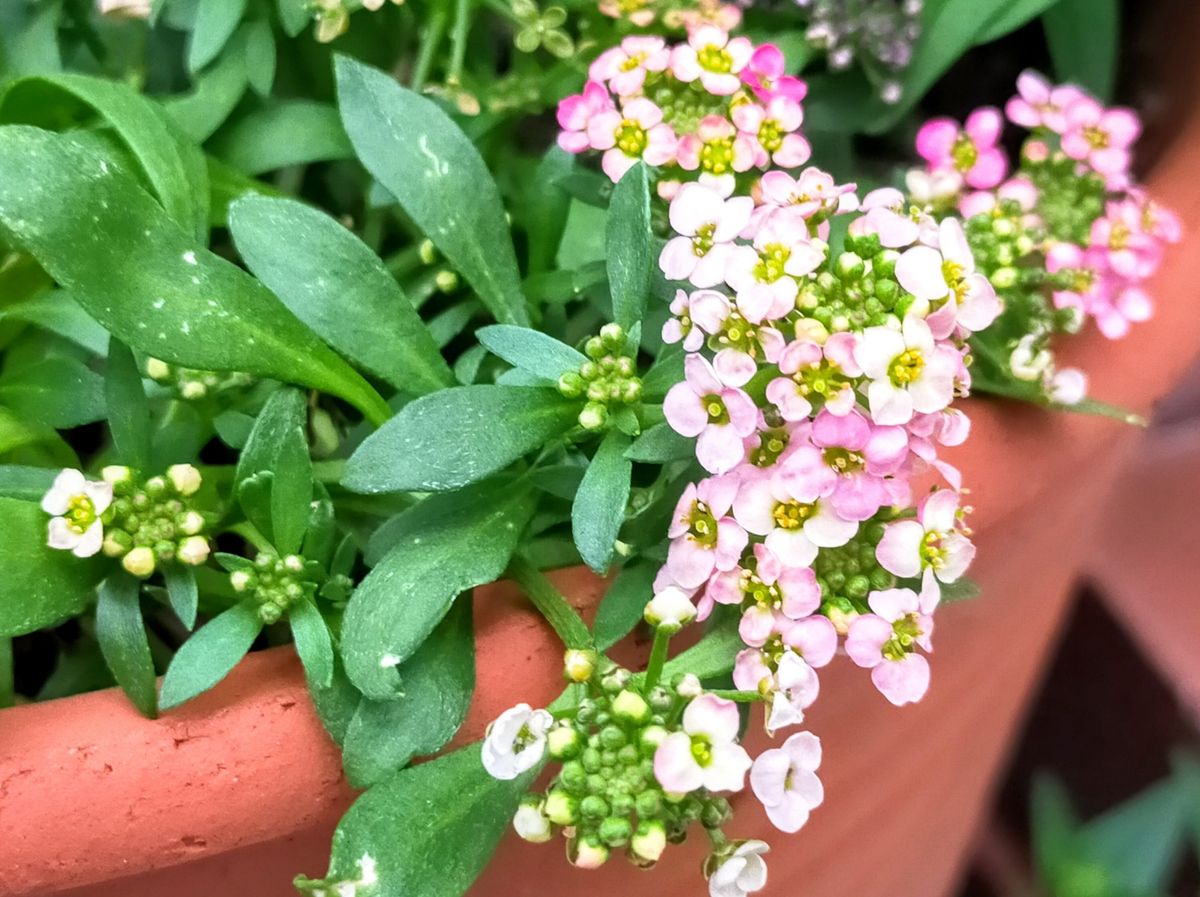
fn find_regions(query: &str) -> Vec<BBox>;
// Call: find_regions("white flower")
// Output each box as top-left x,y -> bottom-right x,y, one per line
1009,333 -> 1052,381
905,167 -> 962,205
654,693 -> 752,793
660,183 -> 755,288
42,469 -> 113,558
1048,367 -> 1087,405
482,703 -> 553,780
708,840 -> 770,897
644,586 -> 698,630
513,801 -> 552,843
765,650 -> 820,735
749,732 -> 823,833
854,316 -> 959,425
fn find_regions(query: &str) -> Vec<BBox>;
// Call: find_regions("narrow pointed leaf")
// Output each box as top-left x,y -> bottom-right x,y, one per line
104,338 -> 151,470
477,324 -> 585,382
605,163 -> 651,330
572,429 -> 632,573
290,599 -> 334,689
164,562 -> 199,630
159,602 -> 263,709
96,573 -> 157,718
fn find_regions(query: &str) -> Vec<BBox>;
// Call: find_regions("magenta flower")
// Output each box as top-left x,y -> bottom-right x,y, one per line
670,26 -> 754,96
588,36 -> 670,97
676,114 -> 757,177
806,408 -> 910,522
664,354 -> 757,473
1089,199 -> 1161,280
1060,96 -> 1140,180
660,183 -> 755,288
915,108 -> 1007,190
654,694 -> 752,793
556,81 -> 612,154
586,97 -> 678,182
741,44 -> 808,104
731,97 -> 811,169
666,476 -> 747,589
750,731 -> 823,833
1004,70 -> 1084,133
844,588 -> 934,706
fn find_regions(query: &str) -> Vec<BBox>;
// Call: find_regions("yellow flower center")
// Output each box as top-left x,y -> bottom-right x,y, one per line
64,494 -> 98,534
615,119 -> 648,157
772,499 -> 815,530
697,44 -> 733,73
752,243 -> 791,283
889,349 -> 925,385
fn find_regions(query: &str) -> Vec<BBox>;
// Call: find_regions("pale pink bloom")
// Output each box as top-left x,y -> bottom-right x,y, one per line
661,183 -> 755,288
765,333 -> 860,422
765,650 -> 820,733
733,466 -> 856,566
732,98 -> 811,169
1048,367 -> 1088,404
42,468 -> 112,558
688,290 -> 786,386
854,317 -> 960,425
876,489 -> 974,604
1090,200 -> 1161,280
666,476 -> 747,589
664,354 -> 758,473
676,115 -> 757,175
782,613 -> 839,667
844,588 -> 934,706
757,168 -> 856,221
708,840 -> 769,897
556,81 -> 613,154
806,408 -> 910,521
589,36 -> 670,96
750,731 -> 823,832
915,108 -> 1007,189
1129,189 -> 1183,244
1090,281 -> 1153,339
1005,70 -> 1085,133
727,546 -> 822,644
670,26 -> 754,96
905,167 -> 964,208
731,615 -> 837,692
896,218 -> 1001,335
1061,96 -> 1140,179
724,216 -> 824,323
663,289 -> 707,351
848,202 -> 920,248
741,44 -> 808,104
1045,241 -> 1101,313
654,694 -> 752,793
587,97 -> 678,182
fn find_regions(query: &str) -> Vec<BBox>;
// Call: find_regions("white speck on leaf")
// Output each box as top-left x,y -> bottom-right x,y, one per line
417,134 -> 449,178
379,654 -> 400,669
183,251 -> 198,266
152,298 -> 165,310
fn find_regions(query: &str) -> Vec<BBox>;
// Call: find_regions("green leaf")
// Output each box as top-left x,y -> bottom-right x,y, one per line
341,599 -> 474,787
301,744 -> 534,897
342,386 -> 580,494
164,562 -> 199,630
659,621 -> 741,682
230,195 -> 453,395
340,482 -> 534,698
159,601 -> 263,709
1031,774 -> 1081,882
625,421 -> 694,462
236,387 -> 312,552
525,146 -> 574,275
477,324 -> 585,382
189,0 -> 248,72
594,561 -> 655,650
571,429 -> 631,573
0,72 -> 210,241
641,345 -> 683,400
96,572 -> 157,718
104,339 -> 151,471
242,20 -> 276,96
1043,0 -> 1119,101
974,0 -> 1062,44
1,290 -> 110,356
606,162 -> 652,330
1078,779 -> 1189,893
0,127 -> 391,425
277,0 -> 311,36
0,464 -> 56,501
0,357 -> 104,429
163,48 -> 248,144
211,101 -> 353,175
290,599 -> 334,689
334,56 -> 529,327
0,496 -> 103,636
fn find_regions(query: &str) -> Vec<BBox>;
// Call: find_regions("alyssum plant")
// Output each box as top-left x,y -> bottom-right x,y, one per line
0,2 -> 1174,897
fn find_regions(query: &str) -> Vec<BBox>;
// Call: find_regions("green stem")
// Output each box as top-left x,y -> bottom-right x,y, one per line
643,626 -> 671,692
507,556 -> 594,650
708,689 -> 764,703
0,637 -> 13,709
448,0 -> 474,85
411,7 -> 448,92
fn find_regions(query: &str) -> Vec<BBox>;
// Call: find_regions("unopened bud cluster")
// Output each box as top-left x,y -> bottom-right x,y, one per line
557,324 -> 643,431
813,516 -> 893,618
513,661 -> 731,870
797,233 -> 905,333
230,551 -> 320,624
418,239 -> 460,294
145,357 -> 253,401
100,465 -> 210,578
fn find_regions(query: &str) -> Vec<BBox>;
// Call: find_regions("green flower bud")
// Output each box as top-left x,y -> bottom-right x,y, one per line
578,402 -> 608,431
584,336 -> 605,359
640,724 -> 668,754
544,789 -> 578,826
580,795 -> 609,820
598,725 -> 627,751
599,322 -> 625,349
548,725 -> 582,760
635,789 -> 663,818
598,816 -> 632,847
557,371 -> 585,398
231,570 -> 254,592
177,535 -> 210,566
611,690 -> 649,724
122,546 -> 156,578
434,269 -> 459,293
630,819 -> 667,864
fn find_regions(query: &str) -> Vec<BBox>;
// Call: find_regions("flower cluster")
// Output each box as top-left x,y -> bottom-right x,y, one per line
798,0 -> 923,104
43,465 -> 210,577
227,550 -> 321,624
145,357 -> 254,402
598,0 -> 742,32
556,31 -> 809,195
909,71 -> 1181,402
557,323 -> 645,430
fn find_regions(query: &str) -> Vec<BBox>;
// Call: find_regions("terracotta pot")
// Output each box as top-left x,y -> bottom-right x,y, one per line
5,51 -> 1200,897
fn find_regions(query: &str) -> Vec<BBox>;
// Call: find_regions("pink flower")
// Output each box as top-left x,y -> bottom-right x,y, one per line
726,545 -> 821,642
848,191 -> 921,248
556,81 -> 613,154
663,289 -> 706,352
765,333 -> 860,421
587,97 -> 678,182
854,317 -> 960,425
676,115 -> 757,176
670,26 -> 754,96
915,108 -> 1007,190
666,476 -> 747,589
876,489 -> 974,604
750,731 -> 823,832
654,694 -> 752,793
688,290 -> 786,386
757,167 -> 857,222
588,36 -> 670,97
844,588 -> 934,706
896,218 -> 1001,336
741,44 -> 808,104
732,97 -> 811,169
806,408 -> 910,521
1090,200 -> 1161,280
1060,96 -> 1140,180
765,649 -> 821,733
1004,70 -> 1084,133
664,354 -> 758,473
733,466 -> 856,566
660,183 -> 755,288
724,215 -> 824,323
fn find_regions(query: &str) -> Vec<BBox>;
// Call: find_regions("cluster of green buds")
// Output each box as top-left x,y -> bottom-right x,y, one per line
1021,147 -> 1107,247
418,240 -> 461,295
145,357 -> 253,402
797,232 -> 906,333
100,464 -> 210,578
512,653 -> 732,870
814,515 -> 894,625
557,324 -> 643,431
229,550 -> 321,624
